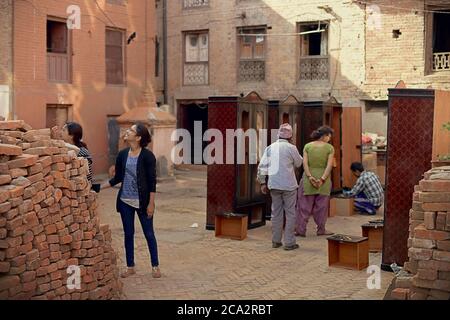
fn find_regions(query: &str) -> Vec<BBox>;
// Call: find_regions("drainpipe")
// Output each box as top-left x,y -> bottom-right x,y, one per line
163,0 -> 168,104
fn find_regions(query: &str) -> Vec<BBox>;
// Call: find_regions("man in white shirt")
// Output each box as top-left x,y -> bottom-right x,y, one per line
257,123 -> 303,250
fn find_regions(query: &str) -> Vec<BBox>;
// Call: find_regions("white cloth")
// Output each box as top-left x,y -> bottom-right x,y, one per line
257,139 -> 303,191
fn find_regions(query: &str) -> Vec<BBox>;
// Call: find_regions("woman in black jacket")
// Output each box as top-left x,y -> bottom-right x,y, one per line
102,123 -> 160,279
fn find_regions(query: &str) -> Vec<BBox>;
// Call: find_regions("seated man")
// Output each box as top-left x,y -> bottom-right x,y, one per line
344,162 -> 384,215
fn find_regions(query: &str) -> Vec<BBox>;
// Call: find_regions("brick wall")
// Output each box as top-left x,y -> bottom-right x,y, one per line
391,165 -> 450,300
365,0 -> 450,100
0,0 -> 13,119
164,0 -> 366,112
0,120 -> 122,300
12,0 -> 157,174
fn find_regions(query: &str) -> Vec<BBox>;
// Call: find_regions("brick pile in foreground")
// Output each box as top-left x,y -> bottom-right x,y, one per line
391,165 -> 450,300
0,120 -> 122,300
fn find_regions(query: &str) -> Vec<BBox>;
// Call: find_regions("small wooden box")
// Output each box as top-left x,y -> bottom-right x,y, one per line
362,222 -> 384,252
327,234 -> 369,270
215,213 -> 248,240
328,198 -> 336,217
330,197 -> 354,216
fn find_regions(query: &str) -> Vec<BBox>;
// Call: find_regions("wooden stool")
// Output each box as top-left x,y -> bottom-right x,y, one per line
327,234 -> 369,270
361,220 -> 384,252
215,213 -> 248,240
330,196 -> 355,216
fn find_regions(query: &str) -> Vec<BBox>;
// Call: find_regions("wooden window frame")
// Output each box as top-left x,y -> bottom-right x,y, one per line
182,30 -> 209,86
105,27 -> 127,86
297,21 -> 330,82
424,6 -> 450,75
47,16 -> 72,84
237,26 -> 267,83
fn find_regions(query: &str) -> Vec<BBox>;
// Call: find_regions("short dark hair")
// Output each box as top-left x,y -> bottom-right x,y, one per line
65,122 -> 87,149
351,162 -> 364,172
134,122 -> 152,148
310,125 -> 334,140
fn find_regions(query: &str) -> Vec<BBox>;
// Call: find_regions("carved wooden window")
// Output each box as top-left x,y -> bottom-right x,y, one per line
427,8 -> 450,72
106,28 -> 126,85
299,22 -> 329,81
47,19 -> 71,83
184,32 -> 209,85
238,27 -> 266,82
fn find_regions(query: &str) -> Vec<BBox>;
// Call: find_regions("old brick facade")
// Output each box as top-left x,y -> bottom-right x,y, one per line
1,0 -> 157,174
158,0 -> 450,137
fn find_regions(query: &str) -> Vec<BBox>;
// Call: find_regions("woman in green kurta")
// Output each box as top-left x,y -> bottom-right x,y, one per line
295,126 -> 335,237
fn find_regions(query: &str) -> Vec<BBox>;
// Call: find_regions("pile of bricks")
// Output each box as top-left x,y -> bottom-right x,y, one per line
0,120 -> 122,300
391,165 -> 450,300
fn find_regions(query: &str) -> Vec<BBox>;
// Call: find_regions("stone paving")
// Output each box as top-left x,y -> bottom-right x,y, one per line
97,167 -> 393,300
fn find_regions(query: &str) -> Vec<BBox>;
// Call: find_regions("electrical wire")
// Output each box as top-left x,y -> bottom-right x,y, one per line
93,0 -> 118,28
353,0 -> 450,14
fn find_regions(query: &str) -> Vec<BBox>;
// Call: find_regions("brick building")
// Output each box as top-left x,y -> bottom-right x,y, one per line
157,0 -> 450,140
0,0 -> 157,174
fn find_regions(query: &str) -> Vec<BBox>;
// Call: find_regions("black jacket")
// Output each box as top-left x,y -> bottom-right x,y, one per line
109,147 -> 157,214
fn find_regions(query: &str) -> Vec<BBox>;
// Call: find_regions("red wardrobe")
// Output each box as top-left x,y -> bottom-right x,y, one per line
382,88 -> 436,269
206,92 -> 268,230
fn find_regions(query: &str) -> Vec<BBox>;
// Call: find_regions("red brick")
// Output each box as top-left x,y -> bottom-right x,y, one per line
0,217 -> 5,228
0,174 -> 12,185
419,191 -> 450,203
414,225 -> 450,241
25,259 -> 40,273
33,181 -> 46,193
22,280 -> 37,292
24,147 -> 59,156
423,203 -> 450,212
28,173 -> 44,185
26,249 -> 39,262
9,196 -> 23,208
391,288 -> 409,300
37,283 -> 50,294
0,276 -> 20,291
0,143 -> 22,156
7,154 -> 38,169
23,186 -> 37,199
20,271 -> 36,283
50,270 -> 62,281
10,264 -> 26,275
419,260 -> 450,271
408,247 -> 433,260
21,231 -> 34,246
39,249 -> 50,260
433,250 -> 450,262
418,268 -> 438,280
55,285 -> 66,296
50,280 -> 63,290
23,211 -> 38,227
437,240 -> 450,251
37,208 -> 49,219
19,242 -> 32,254
424,212 -> 436,230
0,261 -> 10,273
0,201 -> 11,214
0,188 -> 10,203
436,212 -> 447,231
420,180 -> 450,192
60,235 -> 73,244
37,155 -> 52,167
47,235 -> 59,244
49,244 -> 60,252
6,216 -> 23,230
18,199 -> 33,214
57,259 -> 67,269
50,251 -> 62,261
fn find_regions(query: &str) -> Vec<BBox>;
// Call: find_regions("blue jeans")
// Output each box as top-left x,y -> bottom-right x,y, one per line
354,192 -> 379,215
118,200 -> 159,267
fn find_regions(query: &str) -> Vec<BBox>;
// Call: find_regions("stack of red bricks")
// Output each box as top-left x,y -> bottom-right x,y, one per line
391,165 -> 450,300
0,120 -> 122,300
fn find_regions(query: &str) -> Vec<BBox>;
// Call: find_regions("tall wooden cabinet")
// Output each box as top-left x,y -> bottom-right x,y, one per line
206,92 -> 268,230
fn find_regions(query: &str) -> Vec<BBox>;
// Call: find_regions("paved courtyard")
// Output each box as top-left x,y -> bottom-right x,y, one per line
97,167 -> 393,300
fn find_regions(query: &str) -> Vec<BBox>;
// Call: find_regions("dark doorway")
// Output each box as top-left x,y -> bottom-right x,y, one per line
179,102 -> 208,165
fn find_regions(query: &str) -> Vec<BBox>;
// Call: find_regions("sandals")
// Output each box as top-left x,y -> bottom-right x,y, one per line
152,266 -> 162,278
120,267 -> 136,278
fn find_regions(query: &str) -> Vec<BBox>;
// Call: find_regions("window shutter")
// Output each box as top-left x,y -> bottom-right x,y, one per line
199,34 -> 208,62
186,34 -> 199,62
